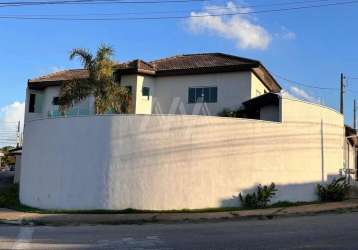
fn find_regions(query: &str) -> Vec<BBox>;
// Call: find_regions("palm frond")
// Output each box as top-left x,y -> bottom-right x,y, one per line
58,78 -> 93,111
96,44 -> 114,62
63,44 -> 130,114
69,48 -> 93,69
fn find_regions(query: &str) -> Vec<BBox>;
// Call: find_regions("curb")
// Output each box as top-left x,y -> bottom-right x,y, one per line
1,202 -> 358,226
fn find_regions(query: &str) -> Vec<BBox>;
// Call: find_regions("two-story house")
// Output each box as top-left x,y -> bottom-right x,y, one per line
25,53 -> 281,122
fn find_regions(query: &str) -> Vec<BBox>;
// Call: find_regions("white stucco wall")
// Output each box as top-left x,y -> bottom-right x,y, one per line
152,72 -> 253,116
135,75 -> 155,114
251,73 -> 269,97
120,75 -> 138,113
20,98 -> 344,210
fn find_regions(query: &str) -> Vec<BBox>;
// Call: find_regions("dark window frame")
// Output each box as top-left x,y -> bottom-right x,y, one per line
29,93 -> 36,113
52,97 -> 60,106
142,87 -> 150,100
188,87 -> 218,104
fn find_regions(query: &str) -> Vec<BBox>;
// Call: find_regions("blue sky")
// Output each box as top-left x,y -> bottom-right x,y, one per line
0,0 -> 358,126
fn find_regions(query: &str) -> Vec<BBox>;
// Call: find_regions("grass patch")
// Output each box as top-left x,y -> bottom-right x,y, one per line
270,201 -> 321,208
0,184 -> 20,209
0,185 -> 321,214
0,184 -> 45,213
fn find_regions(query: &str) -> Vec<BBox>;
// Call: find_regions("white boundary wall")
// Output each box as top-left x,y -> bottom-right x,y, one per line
20,98 -> 344,210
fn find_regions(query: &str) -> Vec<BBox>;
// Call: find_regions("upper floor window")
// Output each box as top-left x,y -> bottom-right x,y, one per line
29,94 -> 36,113
142,87 -> 150,100
28,93 -> 43,113
52,97 -> 60,106
188,87 -> 217,103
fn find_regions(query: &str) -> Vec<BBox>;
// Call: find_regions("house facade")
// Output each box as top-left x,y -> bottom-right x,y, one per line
20,52 -> 348,211
25,53 -> 281,122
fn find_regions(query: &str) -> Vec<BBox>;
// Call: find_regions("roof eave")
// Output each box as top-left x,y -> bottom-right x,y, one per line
252,64 -> 282,93
28,80 -> 63,89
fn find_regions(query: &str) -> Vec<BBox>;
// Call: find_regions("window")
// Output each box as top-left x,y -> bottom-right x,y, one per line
188,87 -> 217,103
28,92 -> 43,113
29,94 -> 36,113
142,87 -> 150,99
52,97 -> 60,106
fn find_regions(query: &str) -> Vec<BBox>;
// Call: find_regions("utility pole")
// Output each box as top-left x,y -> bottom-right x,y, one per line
16,121 -> 20,148
340,73 -> 345,114
354,99 -> 357,129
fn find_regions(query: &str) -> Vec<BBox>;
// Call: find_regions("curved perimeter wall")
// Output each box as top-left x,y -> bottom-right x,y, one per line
20,98 -> 344,210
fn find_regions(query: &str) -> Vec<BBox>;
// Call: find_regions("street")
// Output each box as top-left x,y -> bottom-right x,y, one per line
1,213 -> 358,249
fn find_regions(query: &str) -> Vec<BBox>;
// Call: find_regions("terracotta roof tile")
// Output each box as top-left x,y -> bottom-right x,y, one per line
150,53 -> 259,71
29,69 -> 89,83
28,53 -> 281,92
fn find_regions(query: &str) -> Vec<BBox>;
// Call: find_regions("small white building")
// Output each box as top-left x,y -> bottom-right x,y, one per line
25,53 -> 281,123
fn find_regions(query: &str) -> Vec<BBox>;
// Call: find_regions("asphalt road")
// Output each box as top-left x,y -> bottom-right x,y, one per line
1,212 -> 358,250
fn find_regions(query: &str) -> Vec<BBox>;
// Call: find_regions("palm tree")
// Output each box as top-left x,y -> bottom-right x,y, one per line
59,44 -> 130,114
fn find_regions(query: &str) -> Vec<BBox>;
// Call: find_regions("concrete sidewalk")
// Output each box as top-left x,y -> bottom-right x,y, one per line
1,200 -> 358,226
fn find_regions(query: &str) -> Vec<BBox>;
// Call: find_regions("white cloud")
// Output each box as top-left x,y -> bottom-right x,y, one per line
277,26 -> 296,40
0,102 -> 25,147
48,66 -> 64,73
282,86 -> 320,103
0,101 -> 25,128
187,2 -> 271,50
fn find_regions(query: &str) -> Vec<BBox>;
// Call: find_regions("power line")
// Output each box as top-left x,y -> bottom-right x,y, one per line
0,0 -> 333,16
0,0 -> 210,8
0,0 -> 356,20
272,73 -> 339,90
0,0 -> 332,9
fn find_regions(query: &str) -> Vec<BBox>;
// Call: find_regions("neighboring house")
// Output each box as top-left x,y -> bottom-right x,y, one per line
8,147 -> 22,184
345,125 -> 357,182
25,53 -> 281,123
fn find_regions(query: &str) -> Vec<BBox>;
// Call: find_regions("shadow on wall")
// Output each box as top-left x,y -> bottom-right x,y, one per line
220,175 -> 339,207
111,118 -> 343,170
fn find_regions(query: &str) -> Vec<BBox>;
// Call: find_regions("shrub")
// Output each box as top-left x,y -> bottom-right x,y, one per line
317,177 -> 350,202
218,108 -> 245,118
0,184 -> 20,209
239,183 -> 277,209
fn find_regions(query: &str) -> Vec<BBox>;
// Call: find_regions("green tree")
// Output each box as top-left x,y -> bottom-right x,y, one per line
0,146 -> 15,168
59,44 -> 130,114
